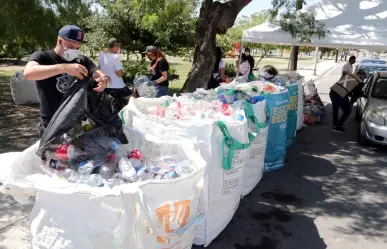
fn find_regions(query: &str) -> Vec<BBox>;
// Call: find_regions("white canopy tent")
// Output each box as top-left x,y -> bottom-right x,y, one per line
243,0 -> 387,49
241,0 -> 387,73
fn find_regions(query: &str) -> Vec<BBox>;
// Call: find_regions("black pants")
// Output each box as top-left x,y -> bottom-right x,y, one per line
329,90 -> 351,128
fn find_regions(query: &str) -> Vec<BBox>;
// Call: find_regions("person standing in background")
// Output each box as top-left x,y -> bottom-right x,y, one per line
98,38 -> 132,105
340,51 -> 345,61
146,46 -> 169,97
244,48 -> 255,74
342,56 -> 356,77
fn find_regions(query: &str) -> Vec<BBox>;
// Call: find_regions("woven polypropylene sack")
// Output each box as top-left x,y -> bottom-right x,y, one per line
9,71 -> 40,105
120,97 -> 250,247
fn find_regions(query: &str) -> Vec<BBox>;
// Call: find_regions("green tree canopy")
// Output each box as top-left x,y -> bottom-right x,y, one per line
0,0 -> 92,59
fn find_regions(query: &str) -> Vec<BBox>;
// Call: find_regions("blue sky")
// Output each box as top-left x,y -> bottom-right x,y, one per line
238,0 -> 321,18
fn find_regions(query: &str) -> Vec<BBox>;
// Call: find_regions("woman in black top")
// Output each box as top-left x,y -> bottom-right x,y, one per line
146,46 -> 169,97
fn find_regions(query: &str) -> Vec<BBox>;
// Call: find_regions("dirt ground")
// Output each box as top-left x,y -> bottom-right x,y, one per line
0,62 -> 40,153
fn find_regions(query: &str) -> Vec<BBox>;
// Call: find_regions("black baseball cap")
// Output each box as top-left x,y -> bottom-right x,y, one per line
144,45 -> 158,53
58,25 -> 85,43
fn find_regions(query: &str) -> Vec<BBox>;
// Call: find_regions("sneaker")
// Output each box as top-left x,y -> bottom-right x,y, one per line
337,126 -> 346,133
331,126 -> 339,132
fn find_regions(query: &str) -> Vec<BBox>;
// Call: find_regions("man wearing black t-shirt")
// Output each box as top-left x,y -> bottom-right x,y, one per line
24,25 -> 112,135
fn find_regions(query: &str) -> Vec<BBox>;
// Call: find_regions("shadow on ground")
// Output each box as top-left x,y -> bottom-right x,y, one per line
194,99 -> 387,249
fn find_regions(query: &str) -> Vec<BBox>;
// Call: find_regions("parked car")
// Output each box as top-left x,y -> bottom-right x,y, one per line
356,71 -> 387,145
355,63 -> 387,78
358,58 -> 386,65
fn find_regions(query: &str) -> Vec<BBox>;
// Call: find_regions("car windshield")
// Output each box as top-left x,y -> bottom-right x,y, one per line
361,60 -> 386,64
371,77 -> 387,98
359,66 -> 387,77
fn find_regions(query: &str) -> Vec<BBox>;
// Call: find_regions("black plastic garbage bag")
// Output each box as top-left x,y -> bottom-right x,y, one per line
37,77 -> 128,159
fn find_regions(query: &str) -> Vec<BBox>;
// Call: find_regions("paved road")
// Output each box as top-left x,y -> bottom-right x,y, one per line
1,62 -> 387,248
194,63 -> 387,249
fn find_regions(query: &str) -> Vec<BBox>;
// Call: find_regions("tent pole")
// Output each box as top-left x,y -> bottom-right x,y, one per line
313,47 -> 319,75
287,54 -> 291,71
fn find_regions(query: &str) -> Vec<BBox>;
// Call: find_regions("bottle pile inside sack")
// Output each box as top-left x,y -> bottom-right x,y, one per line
43,123 -> 194,188
139,72 -> 304,121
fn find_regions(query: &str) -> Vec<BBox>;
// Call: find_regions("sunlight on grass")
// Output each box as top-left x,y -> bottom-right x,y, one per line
0,70 -> 17,83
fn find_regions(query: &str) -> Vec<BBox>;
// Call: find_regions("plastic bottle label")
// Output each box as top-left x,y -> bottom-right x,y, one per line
56,144 -> 71,160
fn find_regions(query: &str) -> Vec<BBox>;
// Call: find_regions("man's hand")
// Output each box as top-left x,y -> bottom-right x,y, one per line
63,64 -> 88,80
93,76 -> 110,92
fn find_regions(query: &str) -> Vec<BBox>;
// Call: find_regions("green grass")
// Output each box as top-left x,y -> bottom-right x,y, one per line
0,70 -> 17,82
0,55 -> 330,95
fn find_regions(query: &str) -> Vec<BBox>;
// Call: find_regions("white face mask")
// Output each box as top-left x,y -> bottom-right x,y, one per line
62,44 -> 80,61
245,52 -> 250,56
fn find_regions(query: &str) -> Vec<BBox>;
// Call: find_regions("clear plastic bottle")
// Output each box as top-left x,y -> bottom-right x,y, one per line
87,174 -> 104,187
45,144 -> 87,162
98,162 -> 117,180
119,158 -> 137,182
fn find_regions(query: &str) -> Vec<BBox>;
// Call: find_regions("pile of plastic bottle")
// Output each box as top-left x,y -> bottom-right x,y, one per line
133,74 -> 157,98
43,124 -> 194,188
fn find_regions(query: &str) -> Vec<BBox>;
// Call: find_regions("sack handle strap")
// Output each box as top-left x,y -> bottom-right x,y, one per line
243,100 -> 269,134
216,121 -> 251,170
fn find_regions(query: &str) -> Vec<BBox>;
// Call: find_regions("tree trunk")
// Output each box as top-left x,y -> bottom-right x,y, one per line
280,49 -> 284,57
290,46 -> 299,70
182,0 -> 252,92
335,48 -> 339,63
289,0 -> 303,71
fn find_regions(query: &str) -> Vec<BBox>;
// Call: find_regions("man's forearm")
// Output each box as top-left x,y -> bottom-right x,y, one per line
24,64 -> 65,81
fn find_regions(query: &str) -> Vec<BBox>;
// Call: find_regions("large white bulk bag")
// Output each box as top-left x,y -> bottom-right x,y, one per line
297,80 -> 304,131
10,71 -> 40,105
241,100 -> 268,197
121,97 -> 250,247
1,128 -> 206,249
0,152 -> 22,183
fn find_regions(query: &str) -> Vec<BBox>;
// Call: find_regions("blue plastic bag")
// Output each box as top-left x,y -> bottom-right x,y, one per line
264,91 -> 289,172
286,83 -> 299,147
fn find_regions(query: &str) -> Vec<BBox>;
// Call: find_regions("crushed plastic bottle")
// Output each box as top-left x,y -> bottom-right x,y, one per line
78,160 -> 98,175
49,159 -> 69,171
57,168 -> 80,183
136,166 -> 154,181
174,160 -> 193,176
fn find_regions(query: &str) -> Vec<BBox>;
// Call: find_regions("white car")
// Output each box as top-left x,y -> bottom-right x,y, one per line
357,71 -> 387,145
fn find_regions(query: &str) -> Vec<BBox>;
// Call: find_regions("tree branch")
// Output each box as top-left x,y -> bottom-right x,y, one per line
217,0 -> 252,34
